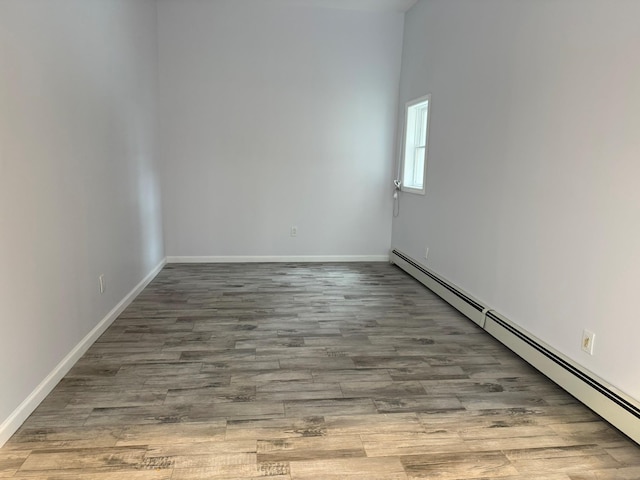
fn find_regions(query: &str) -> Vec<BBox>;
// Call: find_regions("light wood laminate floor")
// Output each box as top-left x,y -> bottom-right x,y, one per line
2,263 -> 639,479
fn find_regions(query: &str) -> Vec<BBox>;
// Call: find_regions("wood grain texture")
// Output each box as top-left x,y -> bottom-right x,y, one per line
2,263 -> 638,478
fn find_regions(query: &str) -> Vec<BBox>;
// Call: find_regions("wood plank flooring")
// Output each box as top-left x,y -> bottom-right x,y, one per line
2,262 -> 639,479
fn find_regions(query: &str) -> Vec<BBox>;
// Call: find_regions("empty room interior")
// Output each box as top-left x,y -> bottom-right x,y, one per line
1,0 -> 640,478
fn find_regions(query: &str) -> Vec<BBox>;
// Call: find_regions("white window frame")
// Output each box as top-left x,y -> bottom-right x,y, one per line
400,94 -> 431,195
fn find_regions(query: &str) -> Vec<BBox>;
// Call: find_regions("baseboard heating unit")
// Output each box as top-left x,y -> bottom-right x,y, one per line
390,248 -> 640,445
390,249 -> 487,328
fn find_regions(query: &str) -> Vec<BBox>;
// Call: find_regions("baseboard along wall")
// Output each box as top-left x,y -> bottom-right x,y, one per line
5,251 -> 637,447
390,248 -> 640,445
0,258 -> 167,447
166,255 -> 389,263
1,254 -> 388,447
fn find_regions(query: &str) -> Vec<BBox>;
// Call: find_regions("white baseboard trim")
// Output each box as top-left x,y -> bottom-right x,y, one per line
166,255 -> 389,263
0,258 -> 166,447
390,248 -> 640,445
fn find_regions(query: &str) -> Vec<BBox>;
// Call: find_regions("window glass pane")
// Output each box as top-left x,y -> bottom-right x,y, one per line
401,95 -> 430,192
418,105 -> 428,146
414,147 -> 425,187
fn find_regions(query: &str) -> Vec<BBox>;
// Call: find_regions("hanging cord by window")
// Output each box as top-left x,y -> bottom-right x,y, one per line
393,179 -> 401,217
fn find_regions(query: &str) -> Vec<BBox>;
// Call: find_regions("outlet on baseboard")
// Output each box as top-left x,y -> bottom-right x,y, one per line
99,274 -> 105,294
424,246 -> 429,260
290,226 -> 298,237
581,329 -> 595,355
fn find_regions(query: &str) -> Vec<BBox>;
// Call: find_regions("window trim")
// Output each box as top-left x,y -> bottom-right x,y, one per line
400,93 -> 431,195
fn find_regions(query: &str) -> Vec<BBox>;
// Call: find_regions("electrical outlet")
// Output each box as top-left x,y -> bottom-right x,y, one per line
425,246 -> 429,260
290,226 -> 298,237
581,329 -> 595,355
99,274 -> 105,294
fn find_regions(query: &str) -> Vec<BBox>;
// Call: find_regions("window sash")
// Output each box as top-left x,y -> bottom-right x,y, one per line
401,94 -> 430,193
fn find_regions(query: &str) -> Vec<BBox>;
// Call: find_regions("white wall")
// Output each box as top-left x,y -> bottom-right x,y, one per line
393,0 -> 640,400
157,0 -> 404,258
0,0 -> 164,435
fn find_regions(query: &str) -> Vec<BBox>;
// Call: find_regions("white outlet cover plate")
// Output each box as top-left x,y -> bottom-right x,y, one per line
581,329 -> 595,355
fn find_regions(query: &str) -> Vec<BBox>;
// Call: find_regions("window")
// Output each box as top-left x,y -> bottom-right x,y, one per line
401,94 -> 431,194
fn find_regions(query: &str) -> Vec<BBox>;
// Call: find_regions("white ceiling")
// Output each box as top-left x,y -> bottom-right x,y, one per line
259,0 -> 418,13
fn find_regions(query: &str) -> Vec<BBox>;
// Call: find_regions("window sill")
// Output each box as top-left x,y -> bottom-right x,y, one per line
401,186 -> 426,195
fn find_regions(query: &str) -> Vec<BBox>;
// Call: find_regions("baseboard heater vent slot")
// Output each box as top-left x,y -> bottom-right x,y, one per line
390,248 -> 640,445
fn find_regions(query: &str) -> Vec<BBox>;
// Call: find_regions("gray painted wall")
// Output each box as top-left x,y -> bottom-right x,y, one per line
392,0 -> 640,401
157,0 -> 404,257
0,0 -> 164,430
